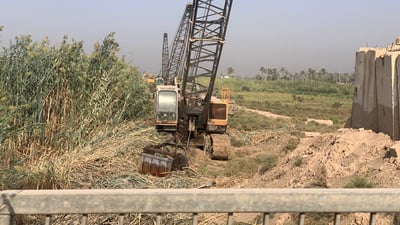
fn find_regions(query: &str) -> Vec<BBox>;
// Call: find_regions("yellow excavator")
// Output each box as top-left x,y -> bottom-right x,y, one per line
139,0 -> 233,176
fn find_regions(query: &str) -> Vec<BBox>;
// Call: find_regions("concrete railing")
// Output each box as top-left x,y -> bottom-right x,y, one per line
1,188 -> 400,225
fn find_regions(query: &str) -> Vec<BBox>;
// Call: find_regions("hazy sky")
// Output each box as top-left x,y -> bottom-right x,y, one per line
1,0 -> 400,76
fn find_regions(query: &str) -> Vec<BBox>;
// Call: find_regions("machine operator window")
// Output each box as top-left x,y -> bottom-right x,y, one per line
209,103 -> 226,120
157,91 -> 177,112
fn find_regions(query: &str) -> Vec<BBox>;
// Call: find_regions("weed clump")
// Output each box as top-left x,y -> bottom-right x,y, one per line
223,154 -> 277,177
257,154 -> 278,175
230,136 -> 244,147
293,156 -> 303,167
344,176 -> 375,188
241,86 -> 251,92
281,137 -> 300,153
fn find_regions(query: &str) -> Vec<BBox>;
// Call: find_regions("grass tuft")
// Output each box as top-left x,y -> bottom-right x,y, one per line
344,176 -> 375,188
293,156 -> 304,167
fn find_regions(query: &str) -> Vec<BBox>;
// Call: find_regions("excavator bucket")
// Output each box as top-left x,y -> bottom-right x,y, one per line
138,142 -> 188,177
138,152 -> 173,177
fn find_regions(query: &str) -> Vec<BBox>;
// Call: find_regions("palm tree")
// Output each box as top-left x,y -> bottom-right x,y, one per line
299,70 -> 306,80
226,67 -> 234,77
307,68 -> 316,80
318,68 -> 327,81
267,68 -> 278,80
279,67 -> 290,80
259,66 -> 266,80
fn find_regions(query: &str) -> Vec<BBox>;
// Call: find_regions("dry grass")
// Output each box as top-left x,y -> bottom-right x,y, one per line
3,121 -> 213,191
50,122 -> 210,189
13,121 -> 219,224
54,124 -> 149,189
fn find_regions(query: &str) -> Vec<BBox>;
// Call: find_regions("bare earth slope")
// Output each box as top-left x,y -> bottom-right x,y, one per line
215,107 -> 400,225
193,127 -> 400,225
244,128 -> 399,189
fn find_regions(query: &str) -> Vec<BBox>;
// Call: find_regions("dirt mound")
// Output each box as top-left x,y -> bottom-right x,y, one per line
230,128 -> 399,225
245,128 -> 399,188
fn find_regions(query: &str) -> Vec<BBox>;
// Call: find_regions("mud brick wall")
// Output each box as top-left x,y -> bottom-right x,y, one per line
348,39 -> 400,140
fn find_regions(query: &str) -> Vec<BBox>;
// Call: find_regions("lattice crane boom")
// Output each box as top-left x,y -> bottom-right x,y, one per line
139,0 -> 234,176
161,33 -> 169,81
181,0 -> 233,125
165,3 -> 193,85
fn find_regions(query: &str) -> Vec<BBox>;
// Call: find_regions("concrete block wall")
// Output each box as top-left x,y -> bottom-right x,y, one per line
348,38 -> 400,140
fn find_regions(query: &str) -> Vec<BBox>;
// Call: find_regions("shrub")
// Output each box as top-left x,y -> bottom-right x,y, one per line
331,102 -> 342,109
292,94 -> 304,102
223,154 -> 277,177
394,214 -> 400,225
229,110 -> 272,131
241,86 -> 251,92
224,157 -> 257,176
281,137 -> 300,153
344,176 -> 374,188
330,117 -> 339,125
305,213 -> 332,225
230,136 -> 244,147
235,94 -> 244,100
256,154 -> 278,175
293,156 -> 303,167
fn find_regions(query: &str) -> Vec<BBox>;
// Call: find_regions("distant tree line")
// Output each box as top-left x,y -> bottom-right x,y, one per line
225,65 -> 354,84
257,66 -> 354,83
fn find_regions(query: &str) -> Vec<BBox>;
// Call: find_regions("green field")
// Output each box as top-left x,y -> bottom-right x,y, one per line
210,78 -> 354,133
235,91 -> 351,122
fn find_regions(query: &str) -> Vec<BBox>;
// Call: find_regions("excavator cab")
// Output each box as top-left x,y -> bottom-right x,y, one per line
155,85 -> 179,132
208,98 -> 228,133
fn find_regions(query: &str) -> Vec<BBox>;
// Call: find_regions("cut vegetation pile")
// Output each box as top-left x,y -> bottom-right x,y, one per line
15,122 -> 215,225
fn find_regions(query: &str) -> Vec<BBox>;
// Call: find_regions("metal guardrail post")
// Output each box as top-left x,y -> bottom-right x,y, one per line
44,215 -> 51,225
263,212 -> 270,225
298,213 -> 305,225
369,212 -> 376,225
81,213 -> 88,225
118,214 -> 124,225
192,213 -> 198,225
334,213 -> 341,225
227,212 -> 233,225
156,213 -> 162,225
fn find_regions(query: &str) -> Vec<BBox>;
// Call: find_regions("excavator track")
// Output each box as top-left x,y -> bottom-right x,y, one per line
210,134 -> 230,160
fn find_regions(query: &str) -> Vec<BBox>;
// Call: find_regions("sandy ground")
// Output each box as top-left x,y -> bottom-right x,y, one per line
213,107 -> 400,225
238,105 -> 334,125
